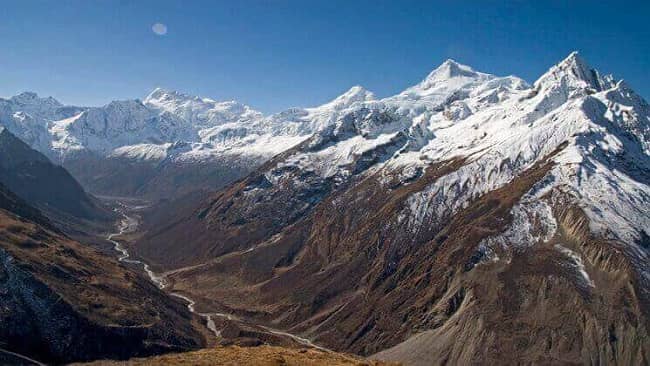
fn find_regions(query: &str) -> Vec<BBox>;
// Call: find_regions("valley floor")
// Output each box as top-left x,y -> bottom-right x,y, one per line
107,202 -> 334,352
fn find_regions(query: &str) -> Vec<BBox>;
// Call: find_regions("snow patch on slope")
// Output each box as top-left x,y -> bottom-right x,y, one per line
555,244 -> 595,287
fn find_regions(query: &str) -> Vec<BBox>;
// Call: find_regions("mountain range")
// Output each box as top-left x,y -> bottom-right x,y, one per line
0,52 -> 648,365
0,82 -> 374,200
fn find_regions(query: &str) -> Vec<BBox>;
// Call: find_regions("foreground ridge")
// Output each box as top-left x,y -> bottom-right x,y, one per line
72,345 -> 396,366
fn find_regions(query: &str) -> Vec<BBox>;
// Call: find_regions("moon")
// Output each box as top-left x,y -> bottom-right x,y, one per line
152,23 -> 168,36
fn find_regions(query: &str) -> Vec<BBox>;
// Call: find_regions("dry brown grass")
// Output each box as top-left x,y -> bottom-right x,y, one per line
76,345 -> 398,366
0,207 -> 205,363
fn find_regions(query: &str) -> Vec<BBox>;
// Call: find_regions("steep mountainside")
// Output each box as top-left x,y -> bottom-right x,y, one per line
0,86 -> 374,200
0,127 -> 112,226
0,183 -> 207,364
0,181 -> 52,230
134,53 -> 649,365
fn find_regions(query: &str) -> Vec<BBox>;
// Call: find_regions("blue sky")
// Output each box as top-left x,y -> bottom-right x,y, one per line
1,1 -> 648,113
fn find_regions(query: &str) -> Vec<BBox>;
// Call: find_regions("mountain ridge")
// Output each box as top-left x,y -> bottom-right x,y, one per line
0,127 -> 112,226
0,182 -> 208,364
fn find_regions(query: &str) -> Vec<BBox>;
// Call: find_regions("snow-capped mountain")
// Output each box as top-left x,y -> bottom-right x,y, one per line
134,52 -> 649,365
0,84 -> 377,162
0,92 -> 80,154
144,87 -> 263,128
230,52 -> 647,251
0,83 -> 383,198
47,93 -> 268,161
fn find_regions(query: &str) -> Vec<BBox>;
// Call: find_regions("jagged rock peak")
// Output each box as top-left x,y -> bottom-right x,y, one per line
535,51 -> 616,92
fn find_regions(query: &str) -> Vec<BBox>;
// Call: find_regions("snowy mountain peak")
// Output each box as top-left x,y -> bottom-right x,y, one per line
319,85 -> 376,111
145,87 -> 249,109
343,85 -> 374,99
12,91 -> 39,100
556,51 -> 600,86
143,87 -> 263,129
145,87 -> 172,101
144,87 -> 196,104
561,50 -> 586,67
398,59 -> 496,100
105,98 -> 146,109
535,51 -> 615,94
423,59 -> 487,82
9,91 -> 63,109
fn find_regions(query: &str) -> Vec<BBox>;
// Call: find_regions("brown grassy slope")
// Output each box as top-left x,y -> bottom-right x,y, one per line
74,345 -> 397,366
142,150 -> 552,348
131,138 -> 323,270
0,202 -> 206,364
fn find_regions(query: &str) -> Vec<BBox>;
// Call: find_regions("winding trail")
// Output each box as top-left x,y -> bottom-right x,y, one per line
107,206 -> 328,351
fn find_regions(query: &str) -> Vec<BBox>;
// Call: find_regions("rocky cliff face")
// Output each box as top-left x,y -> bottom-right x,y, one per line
134,53 -> 649,364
